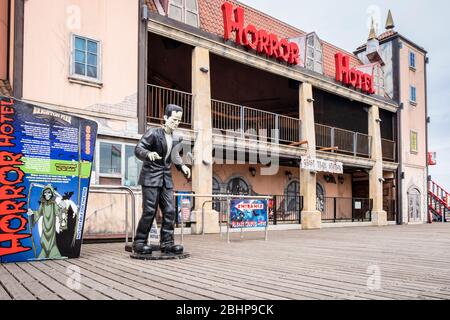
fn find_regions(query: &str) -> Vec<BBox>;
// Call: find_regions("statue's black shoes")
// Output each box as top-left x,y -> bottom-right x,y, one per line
161,244 -> 184,255
133,242 -> 152,255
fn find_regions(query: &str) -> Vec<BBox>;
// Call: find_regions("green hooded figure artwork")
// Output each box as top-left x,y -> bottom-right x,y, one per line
27,185 -> 75,259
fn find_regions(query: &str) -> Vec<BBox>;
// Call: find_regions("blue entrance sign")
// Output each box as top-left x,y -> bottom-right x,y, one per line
229,199 -> 268,229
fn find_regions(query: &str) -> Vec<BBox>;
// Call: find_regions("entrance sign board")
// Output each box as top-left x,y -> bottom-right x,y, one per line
0,97 -> 98,263
230,199 -> 268,229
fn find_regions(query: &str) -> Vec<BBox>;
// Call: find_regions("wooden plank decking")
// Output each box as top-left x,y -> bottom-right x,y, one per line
1,224 -> 450,300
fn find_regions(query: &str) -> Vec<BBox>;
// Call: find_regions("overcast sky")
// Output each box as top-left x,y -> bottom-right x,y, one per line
240,0 -> 450,189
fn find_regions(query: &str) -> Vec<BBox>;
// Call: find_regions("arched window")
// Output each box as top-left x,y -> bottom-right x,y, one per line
316,183 -> 325,214
285,180 -> 300,213
227,177 -> 249,195
408,187 -> 422,222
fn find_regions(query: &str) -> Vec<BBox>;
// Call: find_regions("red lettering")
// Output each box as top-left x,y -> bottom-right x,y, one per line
277,38 -> 290,63
0,166 -> 25,185
242,24 -> 259,50
268,34 -> 280,58
0,134 -> 14,147
0,185 -> 26,201
0,151 -> 23,166
289,42 -> 300,65
222,2 -> 300,65
335,52 -> 350,84
0,215 -> 28,233
0,123 -> 14,135
0,233 -> 31,257
0,98 -> 13,106
257,29 -> 270,55
335,52 -> 375,94
0,200 -> 26,216
349,69 -> 358,87
222,2 -> 244,45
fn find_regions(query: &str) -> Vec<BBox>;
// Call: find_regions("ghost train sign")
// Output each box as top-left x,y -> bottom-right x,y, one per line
0,96 -> 98,263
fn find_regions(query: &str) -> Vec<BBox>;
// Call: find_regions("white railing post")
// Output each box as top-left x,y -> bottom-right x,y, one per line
330,127 -> 335,151
240,106 -> 245,138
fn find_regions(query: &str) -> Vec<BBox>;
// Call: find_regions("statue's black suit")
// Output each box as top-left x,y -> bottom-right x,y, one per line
134,127 -> 184,248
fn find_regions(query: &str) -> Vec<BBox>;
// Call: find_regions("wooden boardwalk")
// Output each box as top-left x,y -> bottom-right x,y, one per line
2,223 -> 450,300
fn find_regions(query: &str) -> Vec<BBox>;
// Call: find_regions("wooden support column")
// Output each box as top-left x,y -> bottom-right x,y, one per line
369,105 -> 388,226
190,46 -> 219,235
299,82 -> 321,230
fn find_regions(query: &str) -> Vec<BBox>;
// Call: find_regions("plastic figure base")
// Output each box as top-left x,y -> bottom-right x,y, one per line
130,251 -> 190,261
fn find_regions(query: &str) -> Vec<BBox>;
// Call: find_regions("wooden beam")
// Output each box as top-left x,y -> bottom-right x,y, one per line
289,140 -> 308,147
318,146 -> 339,152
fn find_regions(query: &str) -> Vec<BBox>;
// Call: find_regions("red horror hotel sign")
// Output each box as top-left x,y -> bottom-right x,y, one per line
221,2 -> 300,65
335,52 -> 375,94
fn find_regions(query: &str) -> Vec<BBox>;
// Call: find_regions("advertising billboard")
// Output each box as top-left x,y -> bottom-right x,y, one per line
0,97 -> 98,263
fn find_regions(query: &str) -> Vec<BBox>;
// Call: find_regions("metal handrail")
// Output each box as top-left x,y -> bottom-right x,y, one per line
89,185 -> 137,252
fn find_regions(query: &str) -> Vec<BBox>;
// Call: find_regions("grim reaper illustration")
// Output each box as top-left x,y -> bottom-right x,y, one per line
27,184 -> 78,259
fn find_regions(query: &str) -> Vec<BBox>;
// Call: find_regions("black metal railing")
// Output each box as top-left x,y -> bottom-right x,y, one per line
147,84 -> 193,128
315,123 -> 372,158
321,197 -> 373,223
270,195 -> 304,224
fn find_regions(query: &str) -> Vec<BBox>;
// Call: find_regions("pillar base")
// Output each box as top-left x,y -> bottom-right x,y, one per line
371,211 -> 388,226
191,210 -> 220,235
301,211 -> 322,230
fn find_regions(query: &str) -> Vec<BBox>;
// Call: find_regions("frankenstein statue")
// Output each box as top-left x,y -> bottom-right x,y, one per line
133,104 -> 191,255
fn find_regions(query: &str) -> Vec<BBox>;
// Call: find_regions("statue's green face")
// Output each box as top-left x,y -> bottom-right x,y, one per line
164,111 -> 183,133
43,189 -> 53,201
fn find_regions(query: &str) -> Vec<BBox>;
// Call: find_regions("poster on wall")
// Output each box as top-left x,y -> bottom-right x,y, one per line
0,96 -> 98,263
230,199 -> 268,229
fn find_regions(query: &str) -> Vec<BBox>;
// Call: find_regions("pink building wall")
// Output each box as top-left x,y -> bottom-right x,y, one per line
399,41 -> 428,223
21,0 -> 138,121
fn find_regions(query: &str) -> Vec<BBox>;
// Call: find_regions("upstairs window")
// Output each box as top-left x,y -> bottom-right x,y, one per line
410,86 -> 417,104
305,33 -> 323,74
409,51 -> 416,69
168,0 -> 199,28
410,131 -> 418,154
71,35 -> 101,82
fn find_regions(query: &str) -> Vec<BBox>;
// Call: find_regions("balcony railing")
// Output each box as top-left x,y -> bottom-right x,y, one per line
147,84 -> 193,128
212,99 -> 301,144
315,124 -> 372,158
382,139 -> 396,162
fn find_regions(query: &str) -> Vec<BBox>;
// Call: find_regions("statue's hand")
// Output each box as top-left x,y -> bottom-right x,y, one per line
181,165 -> 191,179
147,152 -> 162,162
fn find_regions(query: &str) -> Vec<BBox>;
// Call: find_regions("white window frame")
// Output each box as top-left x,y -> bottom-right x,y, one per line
410,130 -> 419,154
70,33 -> 103,85
94,139 -> 141,187
167,0 -> 200,28
410,85 -> 417,104
305,33 -> 323,74
409,51 -> 416,70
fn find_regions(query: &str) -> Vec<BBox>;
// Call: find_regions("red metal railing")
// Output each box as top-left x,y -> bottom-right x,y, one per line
428,180 -> 450,222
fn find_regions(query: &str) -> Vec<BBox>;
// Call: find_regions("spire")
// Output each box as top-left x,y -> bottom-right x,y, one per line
385,10 -> 395,30
368,17 -> 377,40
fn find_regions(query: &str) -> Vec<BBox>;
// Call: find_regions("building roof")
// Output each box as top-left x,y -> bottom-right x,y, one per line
147,0 -> 363,78
0,79 -> 12,97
